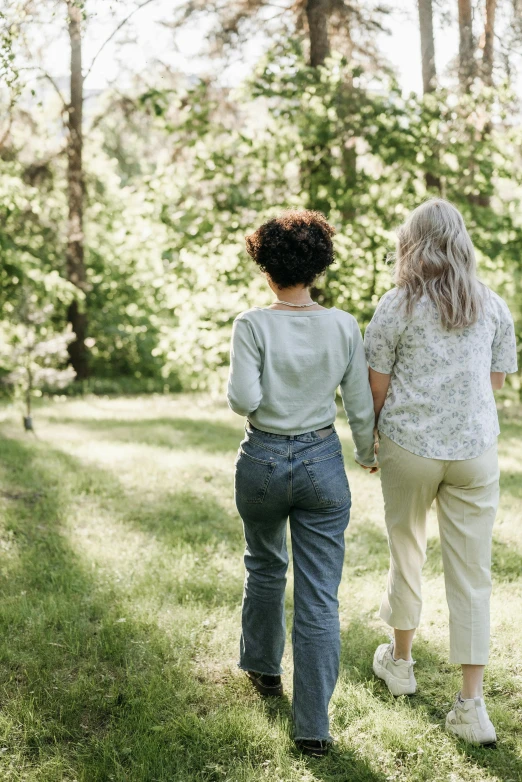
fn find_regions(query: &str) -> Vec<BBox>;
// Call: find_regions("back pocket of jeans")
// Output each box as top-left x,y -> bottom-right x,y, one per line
303,450 -> 350,506
235,448 -> 276,504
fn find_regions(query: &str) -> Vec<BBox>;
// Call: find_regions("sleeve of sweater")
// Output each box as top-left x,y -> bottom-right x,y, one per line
339,321 -> 377,467
226,317 -> 263,416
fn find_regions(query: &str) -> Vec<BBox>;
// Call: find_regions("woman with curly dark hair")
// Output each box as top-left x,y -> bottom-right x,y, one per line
227,209 -> 378,756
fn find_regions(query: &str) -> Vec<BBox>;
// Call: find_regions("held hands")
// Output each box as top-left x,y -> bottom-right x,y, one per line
358,461 -> 380,474
356,428 -> 380,474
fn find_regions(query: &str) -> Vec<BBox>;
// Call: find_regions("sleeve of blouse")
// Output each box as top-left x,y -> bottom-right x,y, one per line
227,318 -> 263,416
339,322 -> 377,467
364,290 -> 404,374
491,300 -> 518,373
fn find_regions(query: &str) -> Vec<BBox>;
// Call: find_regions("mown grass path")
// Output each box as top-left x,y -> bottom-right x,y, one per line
0,396 -> 521,781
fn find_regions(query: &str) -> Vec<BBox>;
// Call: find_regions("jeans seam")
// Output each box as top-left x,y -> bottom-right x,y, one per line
244,435 -> 287,456
302,449 -> 343,465
296,432 -> 338,458
288,441 -> 293,504
237,447 -> 276,466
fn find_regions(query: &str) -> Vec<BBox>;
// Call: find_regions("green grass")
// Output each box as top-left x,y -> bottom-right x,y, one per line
0,395 -> 521,781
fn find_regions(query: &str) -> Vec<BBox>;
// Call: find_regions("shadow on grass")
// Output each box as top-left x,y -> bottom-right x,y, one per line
345,523 -> 389,575
45,419 -> 244,551
2,425 -> 521,782
0,434 -> 284,781
259,690 -> 388,782
121,486 -> 243,552
307,747 -> 389,782
499,469 -> 522,501
45,416 -> 244,454
339,618 -> 522,782
0,432 -> 399,782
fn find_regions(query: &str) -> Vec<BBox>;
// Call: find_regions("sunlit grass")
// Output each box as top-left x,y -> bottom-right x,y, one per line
0,395 -> 521,781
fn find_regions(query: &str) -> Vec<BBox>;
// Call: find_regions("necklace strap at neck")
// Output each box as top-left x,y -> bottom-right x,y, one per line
274,299 -> 315,308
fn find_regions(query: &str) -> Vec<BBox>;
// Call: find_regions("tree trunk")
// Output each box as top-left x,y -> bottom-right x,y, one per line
418,0 -> 436,94
66,1 -> 88,380
474,0 -> 496,207
417,0 -> 440,191
306,0 -> 330,67
305,0 -> 331,304
458,0 -> 475,92
304,0 -> 331,216
482,0 -> 496,86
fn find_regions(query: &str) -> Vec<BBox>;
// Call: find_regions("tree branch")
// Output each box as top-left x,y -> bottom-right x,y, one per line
83,0 -> 161,83
19,65 -> 68,107
0,94 -> 15,149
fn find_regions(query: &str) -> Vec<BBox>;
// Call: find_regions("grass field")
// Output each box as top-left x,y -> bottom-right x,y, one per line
0,395 -> 521,782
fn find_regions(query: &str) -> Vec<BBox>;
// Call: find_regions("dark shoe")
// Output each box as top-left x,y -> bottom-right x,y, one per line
246,671 -> 283,697
295,739 -> 330,757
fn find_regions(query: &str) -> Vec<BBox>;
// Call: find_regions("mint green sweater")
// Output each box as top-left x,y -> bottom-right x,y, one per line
227,307 -> 376,467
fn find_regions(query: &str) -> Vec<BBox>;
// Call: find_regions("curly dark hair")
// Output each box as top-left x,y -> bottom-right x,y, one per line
245,210 -> 336,288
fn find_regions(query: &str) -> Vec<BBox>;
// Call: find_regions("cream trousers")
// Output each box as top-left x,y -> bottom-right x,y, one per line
378,434 -> 499,665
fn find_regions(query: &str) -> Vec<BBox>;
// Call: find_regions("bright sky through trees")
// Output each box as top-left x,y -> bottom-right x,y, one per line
34,0 -> 462,95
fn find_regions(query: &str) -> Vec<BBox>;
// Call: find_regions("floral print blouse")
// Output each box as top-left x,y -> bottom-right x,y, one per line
364,286 -> 518,460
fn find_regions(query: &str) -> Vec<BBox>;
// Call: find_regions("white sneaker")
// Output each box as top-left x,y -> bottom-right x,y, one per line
446,694 -> 497,745
373,642 -> 417,696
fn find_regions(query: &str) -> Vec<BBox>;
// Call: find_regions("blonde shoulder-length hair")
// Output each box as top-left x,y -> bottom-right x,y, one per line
392,198 -> 484,330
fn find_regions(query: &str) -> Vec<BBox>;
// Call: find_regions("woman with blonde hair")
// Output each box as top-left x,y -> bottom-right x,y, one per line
364,198 -> 518,745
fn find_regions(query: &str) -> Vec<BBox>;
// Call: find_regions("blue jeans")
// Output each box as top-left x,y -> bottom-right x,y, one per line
234,423 -> 351,740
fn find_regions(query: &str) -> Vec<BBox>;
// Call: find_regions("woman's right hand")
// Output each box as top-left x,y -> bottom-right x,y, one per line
356,458 -> 380,474
355,430 -> 380,473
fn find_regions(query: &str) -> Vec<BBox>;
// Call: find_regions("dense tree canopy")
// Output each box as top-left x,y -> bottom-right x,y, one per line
0,0 -> 521,399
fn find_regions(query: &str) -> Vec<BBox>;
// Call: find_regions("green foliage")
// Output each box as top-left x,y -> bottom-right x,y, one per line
140,42 -> 522,387
0,296 -> 76,415
0,33 -> 520,393
0,126 -> 180,393
82,145 -> 175,385
0,158 -> 80,407
0,8 -> 19,93
0,158 -> 68,312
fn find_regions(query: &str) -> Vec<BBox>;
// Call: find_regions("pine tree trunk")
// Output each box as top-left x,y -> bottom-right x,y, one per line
458,0 -> 475,92
304,0 -> 331,216
340,22 -> 357,219
418,0 -> 436,93
482,0 -> 496,86
417,0 -> 440,191
475,0 -> 496,207
306,0 -> 330,67
66,1 -> 88,380
305,0 -> 331,304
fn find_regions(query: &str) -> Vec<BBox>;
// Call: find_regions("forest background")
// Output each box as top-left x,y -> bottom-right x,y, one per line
2,4 -> 522,780
0,0 -> 521,404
